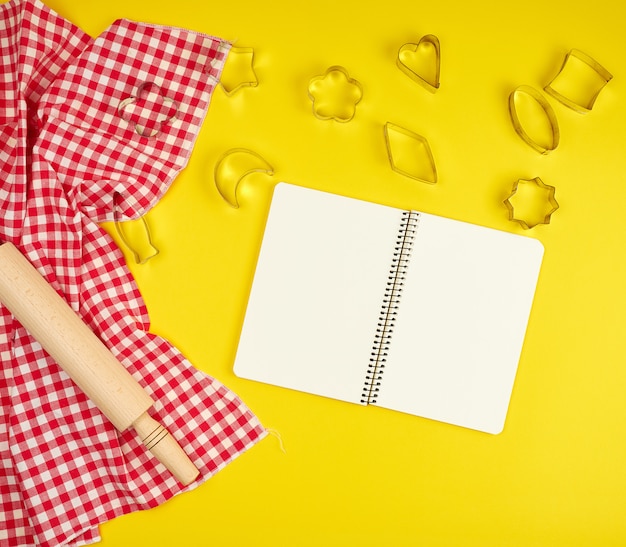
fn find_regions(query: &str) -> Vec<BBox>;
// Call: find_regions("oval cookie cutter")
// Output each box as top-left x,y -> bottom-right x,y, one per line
509,85 -> 560,154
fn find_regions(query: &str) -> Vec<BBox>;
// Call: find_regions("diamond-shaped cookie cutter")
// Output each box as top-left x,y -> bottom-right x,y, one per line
544,49 -> 613,113
504,177 -> 559,229
384,122 -> 437,184
508,85 -> 560,154
396,34 -> 441,93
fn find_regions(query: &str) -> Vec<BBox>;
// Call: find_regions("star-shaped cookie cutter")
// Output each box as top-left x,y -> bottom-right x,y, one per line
504,177 -> 559,229
219,47 -> 259,96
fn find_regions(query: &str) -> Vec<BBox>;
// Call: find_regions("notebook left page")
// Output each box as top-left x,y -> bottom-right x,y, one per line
234,182 -> 403,404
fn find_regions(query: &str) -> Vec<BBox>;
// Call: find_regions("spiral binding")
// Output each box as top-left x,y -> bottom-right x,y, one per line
361,210 -> 420,404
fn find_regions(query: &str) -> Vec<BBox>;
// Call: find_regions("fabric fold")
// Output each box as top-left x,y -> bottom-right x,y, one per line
0,1 -> 266,545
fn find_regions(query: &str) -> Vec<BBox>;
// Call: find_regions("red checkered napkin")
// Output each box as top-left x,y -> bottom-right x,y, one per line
0,1 -> 266,545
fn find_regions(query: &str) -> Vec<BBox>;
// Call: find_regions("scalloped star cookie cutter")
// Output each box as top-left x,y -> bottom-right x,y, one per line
504,177 -> 559,229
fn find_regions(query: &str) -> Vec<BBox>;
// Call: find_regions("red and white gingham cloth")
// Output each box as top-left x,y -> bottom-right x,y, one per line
0,1 -> 266,545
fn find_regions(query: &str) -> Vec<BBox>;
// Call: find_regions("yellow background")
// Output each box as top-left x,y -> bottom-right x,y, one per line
46,0 -> 626,545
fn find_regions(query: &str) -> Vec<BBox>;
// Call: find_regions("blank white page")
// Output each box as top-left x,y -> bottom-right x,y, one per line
234,183 -> 403,404
375,212 -> 544,434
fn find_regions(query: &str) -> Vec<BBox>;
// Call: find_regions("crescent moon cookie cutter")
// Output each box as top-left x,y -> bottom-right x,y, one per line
544,49 -> 613,113
504,177 -> 559,229
396,34 -> 441,93
307,66 -> 363,122
214,148 -> 274,208
508,85 -> 560,154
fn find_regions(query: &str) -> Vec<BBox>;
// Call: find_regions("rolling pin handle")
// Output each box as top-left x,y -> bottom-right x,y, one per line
132,412 -> 200,486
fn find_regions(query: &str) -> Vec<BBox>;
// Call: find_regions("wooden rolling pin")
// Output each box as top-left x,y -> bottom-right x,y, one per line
0,242 -> 199,486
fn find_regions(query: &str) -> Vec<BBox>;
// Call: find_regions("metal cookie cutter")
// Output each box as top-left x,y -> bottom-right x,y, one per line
384,122 -> 437,184
396,35 -> 441,93
307,66 -> 363,122
504,177 -> 559,229
214,148 -> 274,208
544,49 -> 613,113
219,47 -> 259,96
509,85 -> 560,154
118,82 -> 179,138
113,192 -> 159,264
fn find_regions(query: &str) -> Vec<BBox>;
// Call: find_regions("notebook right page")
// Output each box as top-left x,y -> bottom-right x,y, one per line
375,212 -> 544,434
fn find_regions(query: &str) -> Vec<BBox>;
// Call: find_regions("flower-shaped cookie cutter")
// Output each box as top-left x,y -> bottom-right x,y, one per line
118,82 -> 178,138
396,35 -> 441,93
504,177 -> 559,229
307,66 -> 363,122
384,122 -> 437,184
509,85 -> 560,154
544,49 -> 613,113
214,148 -> 274,208
219,47 -> 259,96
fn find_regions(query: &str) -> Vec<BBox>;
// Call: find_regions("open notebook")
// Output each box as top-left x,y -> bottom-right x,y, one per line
234,182 -> 544,434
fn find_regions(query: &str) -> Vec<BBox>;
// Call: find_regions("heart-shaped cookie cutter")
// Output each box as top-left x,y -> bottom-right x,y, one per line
396,35 -> 441,93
